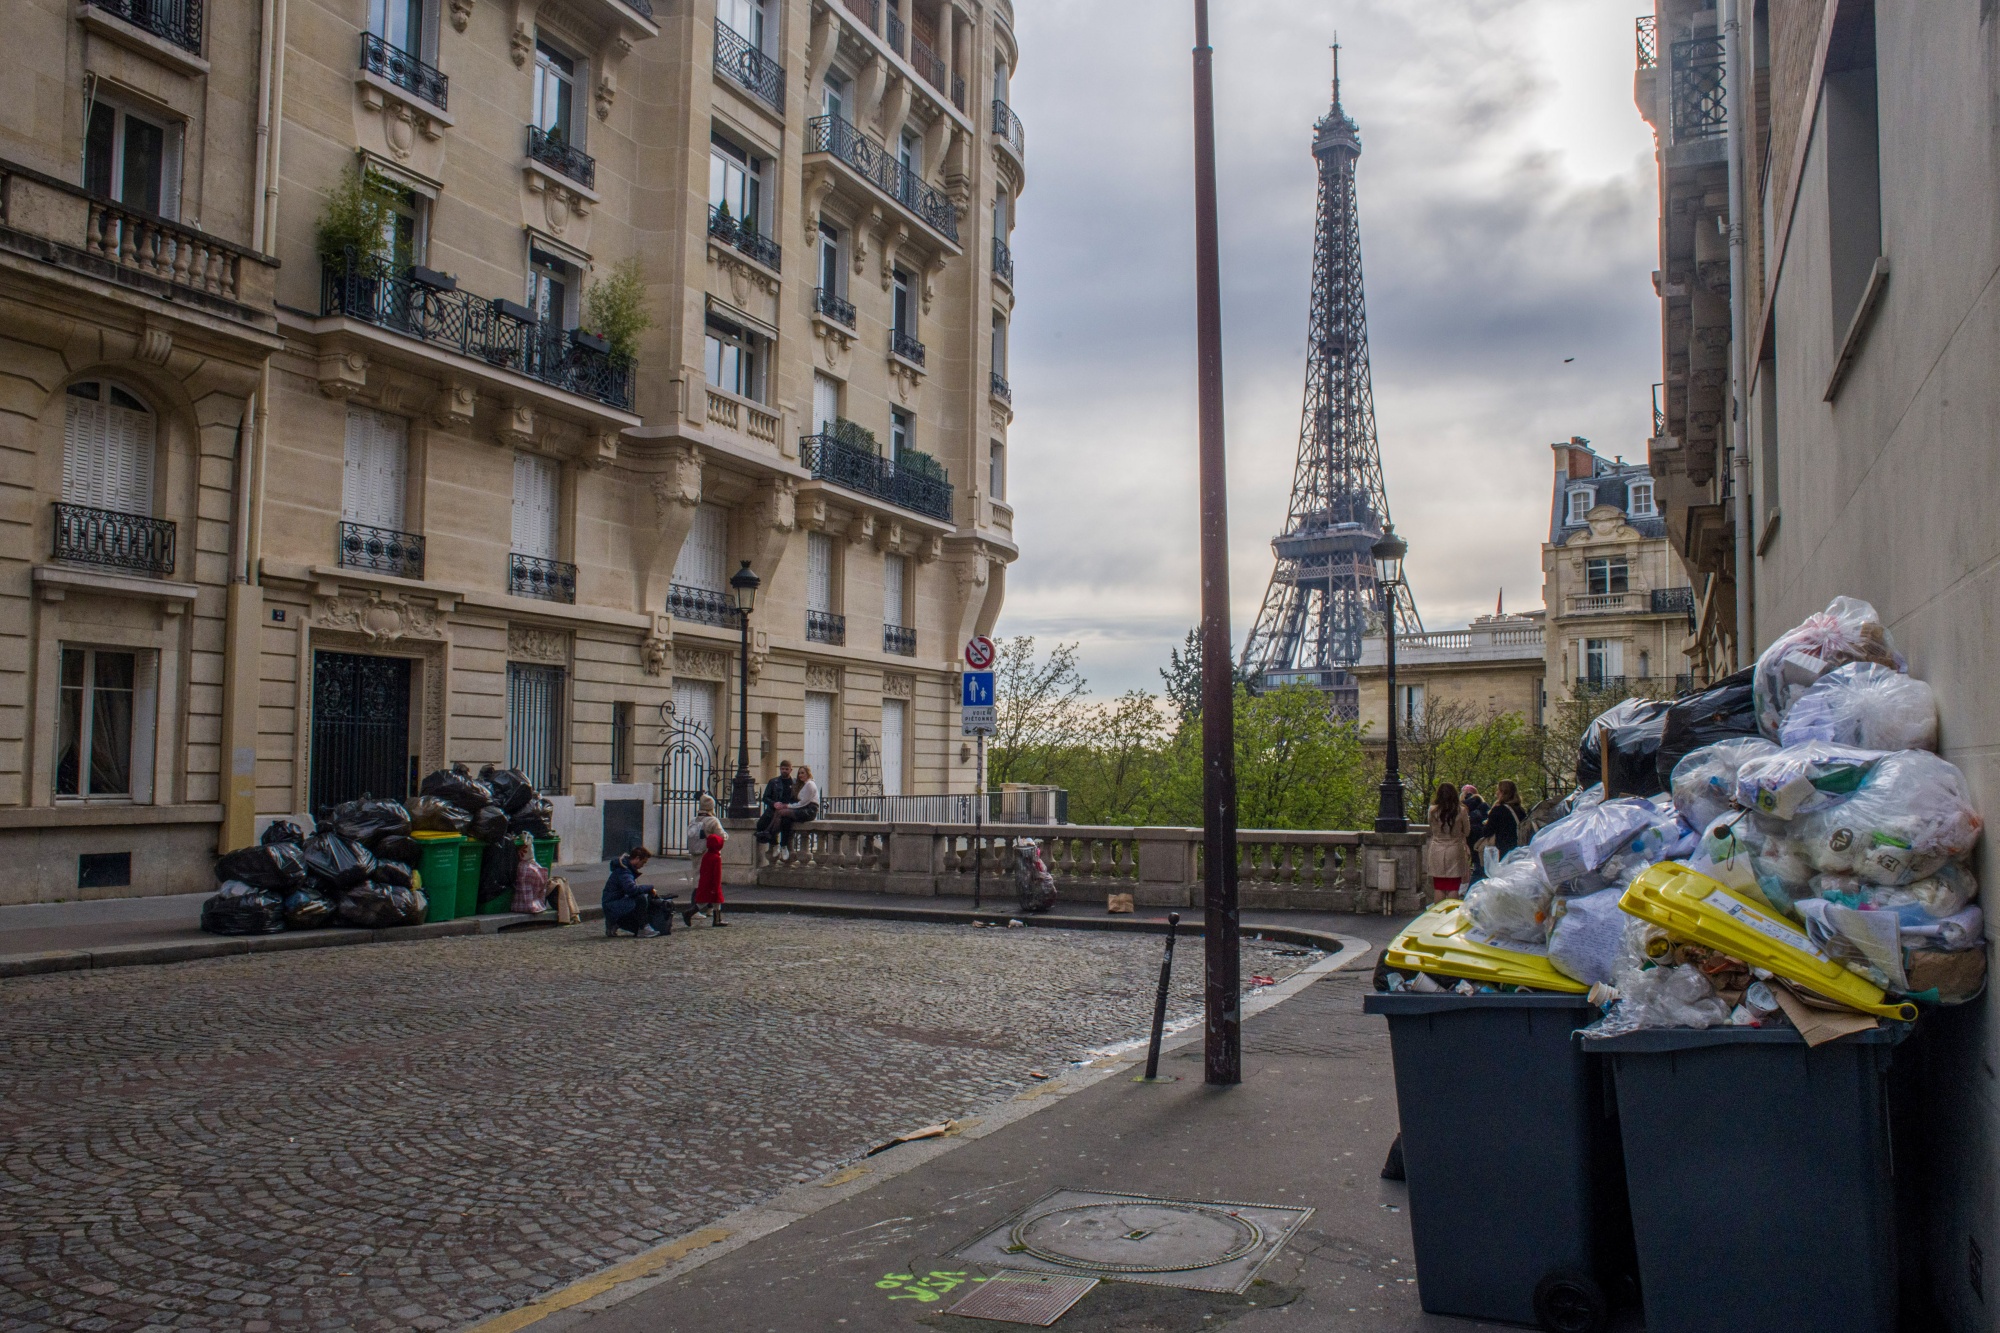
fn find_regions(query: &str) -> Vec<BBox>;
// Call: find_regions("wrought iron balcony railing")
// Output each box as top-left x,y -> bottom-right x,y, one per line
321,250 -> 633,409
992,236 -> 1013,283
883,624 -> 916,656
360,33 -> 447,109
1670,36 -> 1726,141
909,34 -> 947,97
799,432 -> 954,522
526,124 -> 596,188
1635,14 -> 1658,70
51,502 -> 176,576
1651,586 -> 1697,617
509,551 -> 576,603
805,115 -> 959,243
887,11 -> 904,52
86,0 -> 202,54
708,204 -> 782,270
814,286 -> 856,328
806,609 -> 846,645
714,20 -> 785,114
668,583 -> 737,628
339,520 -> 424,579
990,371 -> 1011,404
1577,673 -> 1696,696
840,0 -> 878,28
991,99 -> 1026,157
891,330 -> 926,366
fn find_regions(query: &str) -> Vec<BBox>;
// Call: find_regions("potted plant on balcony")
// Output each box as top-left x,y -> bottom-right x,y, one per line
831,417 -> 879,454
316,164 -> 402,316
581,257 -> 651,364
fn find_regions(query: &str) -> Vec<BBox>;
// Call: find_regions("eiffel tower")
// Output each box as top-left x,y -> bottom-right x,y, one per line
1239,50 -> 1420,719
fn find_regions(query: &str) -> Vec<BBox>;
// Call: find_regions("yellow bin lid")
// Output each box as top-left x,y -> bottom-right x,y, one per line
410,830 -> 463,841
1383,902 -> 1589,994
1621,862 -> 1918,1021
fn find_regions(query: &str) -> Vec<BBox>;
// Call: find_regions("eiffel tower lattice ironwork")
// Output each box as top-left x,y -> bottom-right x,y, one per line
1239,55 -> 1420,719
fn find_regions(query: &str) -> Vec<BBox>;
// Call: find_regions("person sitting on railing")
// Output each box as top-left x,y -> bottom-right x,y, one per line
756,760 -> 796,863
771,766 -> 820,860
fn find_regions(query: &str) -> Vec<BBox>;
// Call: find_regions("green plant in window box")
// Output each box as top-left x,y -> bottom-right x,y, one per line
315,163 -> 402,264
582,257 -> 652,363
896,449 -> 947,482
832,417 -> 880,453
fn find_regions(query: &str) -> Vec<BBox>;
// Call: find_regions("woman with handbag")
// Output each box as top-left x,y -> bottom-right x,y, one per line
1481,779 -> 1532,858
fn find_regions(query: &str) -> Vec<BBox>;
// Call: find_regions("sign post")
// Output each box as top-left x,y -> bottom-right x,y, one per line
962,638 -> 997,909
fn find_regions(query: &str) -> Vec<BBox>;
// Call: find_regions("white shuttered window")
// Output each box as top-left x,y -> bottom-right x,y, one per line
882,554 -> 908,629
674,504 -> 730,592
62,383 -> 155,514
342,407 -> 407,530
807,531 -> 836,613
880,698 -> 905,796
511,454 -> 560,558
804,691 -> 834,788
813,373 -> 841,434
673,678 -> 718,740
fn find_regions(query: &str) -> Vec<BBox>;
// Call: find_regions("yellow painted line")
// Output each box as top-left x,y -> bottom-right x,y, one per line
464,1227 -> 733,1332
821,1166 -> 871,1188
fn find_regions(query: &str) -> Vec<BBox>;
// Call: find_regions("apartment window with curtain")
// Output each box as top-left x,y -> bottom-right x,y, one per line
368,0 -> 430,59
880,698 -> 906,796
673,678 -> 718,739
891,269 -> 913,339
817,223 -> 842,297
84,97 -> 182,220
1399,684 -> 1424,729
56,646 -> 152,802
991,310 -> 1008,377
342,407 -> 407,533
1584,638 -> 1623,687
533,40 -> 579,145
989,440 -> 1005,501
883,553 -> 909,629
897,130 -> 921,183
704,314 -> 764,400
63,382 -> 156,517
381,186 -> 424,270
718,0 -> 767,49
807,531 -> 837,615
511,454 -> 560,559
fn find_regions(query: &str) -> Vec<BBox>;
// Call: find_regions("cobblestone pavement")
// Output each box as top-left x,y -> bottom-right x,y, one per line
0,917 -> 1319,1332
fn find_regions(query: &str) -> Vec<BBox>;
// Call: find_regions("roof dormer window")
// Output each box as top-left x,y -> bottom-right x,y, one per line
1628,480 -> 1657,518
1566,487 -> 1595,524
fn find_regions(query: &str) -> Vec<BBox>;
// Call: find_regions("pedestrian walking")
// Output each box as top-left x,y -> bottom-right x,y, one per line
1423,782 -> 1472,902
601,846 -> 671,937
755,760 -> 795,863
772,765 -> 820,856
683,794 -> 728,927
1480,779 -> 1531,859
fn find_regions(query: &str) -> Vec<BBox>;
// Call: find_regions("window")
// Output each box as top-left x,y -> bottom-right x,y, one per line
673,503 -> 730,591
898,129 -> 921,182
992,190 -> 1010,241
806,531 -> 837,614
889,408 -> 912,462
991,310 -> 1008,377
528,247 -> 575,328
84,98 -> 181,219
1639,650 -> 1652,680
883,553 -> 909,629
1585,558 -> 1629,596
823,70 -> 849,121
1759,354 -> 1780,522
1399,683 -> 1424,729
368,0 -> 427,57
703,314 -> 764,400
533,40 -> 578,145
511,454 -> 560,559
611,700 -> 635,784
342,407 -> 407,531
710,133 -> 765,231
993,60 -> 1010,105
989,440 -> 1005,500
817,223 -> 842,296
673,678 -> 718,739
382,186 -> 423,270
1584,638 -> 1623,686
507,662 -> 565,791
812,373 -> 841,435
1824,0 -> 1880,337
718,0 -> 767,49
1626,481 -> 1656,518
1565,488 -> 1594,524
891,269 -> 913,338
56,647 -> 142,800
804,690 -> 834,790
880,697 -> 906,796
63,381 -> 155,515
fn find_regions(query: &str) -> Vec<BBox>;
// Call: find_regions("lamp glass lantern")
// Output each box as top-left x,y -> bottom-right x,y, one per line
730,560 -> 760,614
1371,526 -> 1407,590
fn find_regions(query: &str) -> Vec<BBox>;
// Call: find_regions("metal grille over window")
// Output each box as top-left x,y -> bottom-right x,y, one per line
308,650 -> 412,811
507,662 -> 565,792
360,32 -> 448,109
86,0 -> 202,54
713,18 -> 785,114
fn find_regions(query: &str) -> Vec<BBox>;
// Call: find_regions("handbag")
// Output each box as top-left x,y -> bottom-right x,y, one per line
549,876 -> 579,924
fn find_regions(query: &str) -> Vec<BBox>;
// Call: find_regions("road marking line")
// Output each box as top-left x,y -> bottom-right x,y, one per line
462,1227 -> 732,1332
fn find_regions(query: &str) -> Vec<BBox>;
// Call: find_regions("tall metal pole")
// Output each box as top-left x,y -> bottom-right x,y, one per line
974,730 -> 985,910
730,605 -> 755,818
1192,0 -> 1240,1087
1375,584 -> 1407,832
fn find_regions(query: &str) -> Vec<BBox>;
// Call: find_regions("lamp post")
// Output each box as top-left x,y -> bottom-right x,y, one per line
728,560 -> 760,819
1372,525 -> 1409,834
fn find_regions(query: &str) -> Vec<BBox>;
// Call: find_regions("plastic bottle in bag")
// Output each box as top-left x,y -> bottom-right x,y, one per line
1733,742 -> 1884,819
1461,849 -> 1553,945
1791,750 -> 1983,885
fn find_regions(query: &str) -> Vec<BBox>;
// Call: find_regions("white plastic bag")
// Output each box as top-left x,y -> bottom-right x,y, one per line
1779,662 -> 1937,753
1792,750 -> 1984,885
1797,898 -> 1909,991
1547,887 -> 1639,985
1752,596 -> 1906,738
1670,737 -> 1779,830
1530,798 -> 1660,894
1687,812 -> 1765,894
1734,742 -> 1884,819
1587,964 -> 1732,1035
1462,849 -> 1553,945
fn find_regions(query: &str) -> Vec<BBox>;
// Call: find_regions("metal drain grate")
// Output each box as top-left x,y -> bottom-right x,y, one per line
946,1273 -> 1099,1325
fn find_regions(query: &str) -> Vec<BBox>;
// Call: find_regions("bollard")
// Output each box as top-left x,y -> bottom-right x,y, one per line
1142,911 -> 1183,1081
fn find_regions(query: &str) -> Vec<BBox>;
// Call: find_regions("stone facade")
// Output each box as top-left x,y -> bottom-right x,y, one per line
1352,614 -> 1547,740
0,0 -> 1021,903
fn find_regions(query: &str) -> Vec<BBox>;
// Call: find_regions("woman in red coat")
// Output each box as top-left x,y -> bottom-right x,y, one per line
687,793 -> 728,927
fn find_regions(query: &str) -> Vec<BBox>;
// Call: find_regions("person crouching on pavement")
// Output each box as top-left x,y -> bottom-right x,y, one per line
602,846 -> 671,937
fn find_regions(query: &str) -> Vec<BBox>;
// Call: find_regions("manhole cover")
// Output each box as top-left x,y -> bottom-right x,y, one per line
955,1190 -> 1313,1294
946,1273 -> 1098,1325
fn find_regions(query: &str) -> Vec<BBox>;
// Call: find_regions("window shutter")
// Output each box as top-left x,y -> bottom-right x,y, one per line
883,555 -> 906,629
673,503 -> 729,592
880,698 -> 905,796
813,373 -> 840,435
64,396 -> 154,514
804,691 -> 833,785
672,679 -> 717,738
1605,641 -> 1625,678
807,532 -> 834,612
512,454 -> 558,558
344,408 -> 406,530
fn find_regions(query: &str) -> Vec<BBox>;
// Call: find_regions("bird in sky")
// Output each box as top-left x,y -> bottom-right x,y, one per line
1563,357 -> 1575,363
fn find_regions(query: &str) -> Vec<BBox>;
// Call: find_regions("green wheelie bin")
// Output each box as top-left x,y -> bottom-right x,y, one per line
411,832 -> 463,923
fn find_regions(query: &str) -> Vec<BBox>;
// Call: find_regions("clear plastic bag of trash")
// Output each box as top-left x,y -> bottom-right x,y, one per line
1812,861 -> 1977,921
1797,898 -> 1908,991
1734,742 -> 1884,819
1530,798 -> 1661,894
1671,737 -> 1779,831
1547,887 -> 1640,986
1462,849 -> 1553,945
1585,963 -> 1732,1036
1899,904 -> 1984,952
1779,662 -> 1937,753
1792,750 -> 1984,884
1752,596 -> 1906,738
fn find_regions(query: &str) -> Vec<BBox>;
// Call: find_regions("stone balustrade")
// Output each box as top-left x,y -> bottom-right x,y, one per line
724,819 -> 1427,915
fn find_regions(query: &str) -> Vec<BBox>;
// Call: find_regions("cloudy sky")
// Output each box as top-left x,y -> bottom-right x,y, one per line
993,0 -> 1662,696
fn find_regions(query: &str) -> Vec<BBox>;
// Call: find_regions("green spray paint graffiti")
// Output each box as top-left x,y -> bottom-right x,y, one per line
875,1271 -> 987,1303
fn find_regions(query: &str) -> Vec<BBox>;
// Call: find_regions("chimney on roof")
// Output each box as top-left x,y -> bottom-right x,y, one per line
1565,436 -> 1595,480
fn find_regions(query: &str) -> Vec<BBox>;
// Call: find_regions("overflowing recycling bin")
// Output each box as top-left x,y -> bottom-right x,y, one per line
1370,595 -> 1985,1333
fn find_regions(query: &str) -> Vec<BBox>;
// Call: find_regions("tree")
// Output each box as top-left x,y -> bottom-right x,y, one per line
988,637 -> 1090,789
1156,683 -> 1373,831
1159,627 -> 1254,722
1395,698 -> 1542,810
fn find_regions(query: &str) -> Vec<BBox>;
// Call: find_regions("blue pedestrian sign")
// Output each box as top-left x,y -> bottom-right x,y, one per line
962,670 -> 996,735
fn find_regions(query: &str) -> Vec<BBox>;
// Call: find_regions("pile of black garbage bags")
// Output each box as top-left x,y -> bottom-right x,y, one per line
410,763 -> 555,912
201,797 -> 427,935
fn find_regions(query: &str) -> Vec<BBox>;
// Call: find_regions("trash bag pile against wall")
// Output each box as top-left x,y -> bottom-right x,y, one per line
408,797 -> 471,834
325,798 -> 411,848
336,881 -> 428,928
1751,595 -> 1905,738
468,805 -> 511,843
1576,697 -> 1673,794
1655,667 -> 1759,788
213,844 -> 309,893
260,820 -> 309,847
480,766 -> 536,816
208,807 -> 434,934
299,833 -> 377,893
1779,662 -> 1938,753
282,888 -> 336,929
1462,850 -> 1553,945
1671,737 -> 1779,832
421,766 -> 493,812
201,881 -> 288,935
509,799 -> 556,836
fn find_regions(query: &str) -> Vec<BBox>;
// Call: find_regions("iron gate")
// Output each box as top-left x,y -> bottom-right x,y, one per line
507,662 -> 565,791
310,650 -> 411,814
656,707 -> 718,853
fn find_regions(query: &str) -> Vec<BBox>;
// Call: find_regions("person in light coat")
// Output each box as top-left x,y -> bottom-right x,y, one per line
1423,782 -> 1472,902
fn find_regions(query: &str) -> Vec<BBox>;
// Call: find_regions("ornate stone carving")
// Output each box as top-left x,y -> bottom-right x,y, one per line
889,357 -> 921,404
312,592 -> 446,641
527,171 -> 590,236
138,324 -> 173,365
508,625 -> 569,663
812,316 -> 853,374
883,673 -> 913,699
711,244 -> 779,298
594,72 -> 616,120
641,633 -> 671,677
650,444 -> 703,519
805,663 -> 840,692
675,647 -> 730,679
511,21 -> 534,65
316,350 -> 369,398
916,534 -> 943,564
497,400 -> 537,450
848,512 -> 876,546
875,520 -> 904,552
430,379 -> 477,428
755,476 -> 797,535
449,0 -> 472,29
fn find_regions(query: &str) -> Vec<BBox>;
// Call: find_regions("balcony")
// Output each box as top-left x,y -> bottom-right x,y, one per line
800,432 -> 954,523
321,250 -> 633,410
525,124 -> 595,189
1565,591 -> 1642,616
990,371 -> 1012,404
85,0 -> 202,54
891,330 -> 926,367
805,115 -> 959,244
991,236 -> 1013,284
1576,674 -> 1696,697
814,285 -> 856,328
1670,36 -> 1726,142
338,521 -> 424,579
51,503 -> 176,577
714,19 -> 785,115
908,34 -> 961,108
806,609 -> 847,645
509,552 -> 576,603
1634,14 -> 1658,70
669,583 -> 737,628
887,10 -> 904,52
360,33 -> 446,110
704,386 -> 780,446
884,624 -> 916,656
841,0 -> 879,26
1652,586 -> 1697,618
991,99 -> 1026,160
708,204 -> 781,270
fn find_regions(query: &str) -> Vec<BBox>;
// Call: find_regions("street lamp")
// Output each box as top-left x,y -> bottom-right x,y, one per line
727,560 -> 760,819
1372,525 -> 1409,834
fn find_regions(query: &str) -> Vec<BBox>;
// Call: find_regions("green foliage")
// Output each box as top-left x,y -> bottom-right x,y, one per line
832,417 -> 880,453
315,163 -> 399,262
1153,684 -> 1373,830
583,258 -> 652,363
1391,698 -> 1546,811
1160,626 -> 1254,722
896,449 -> 947,482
